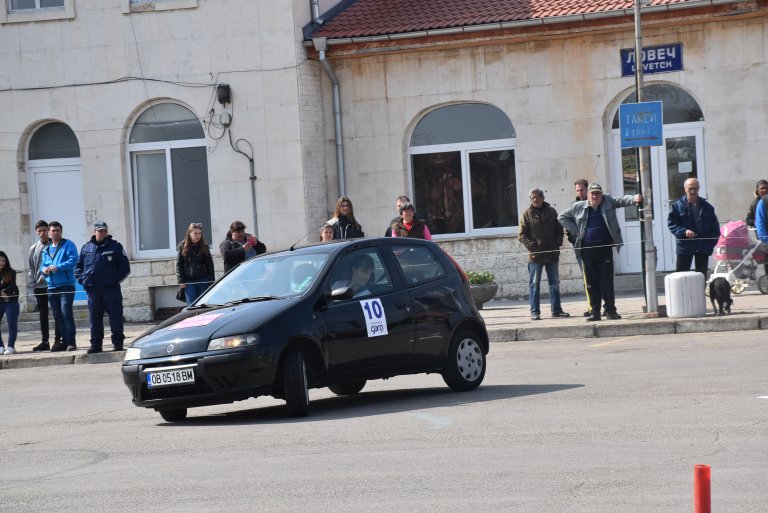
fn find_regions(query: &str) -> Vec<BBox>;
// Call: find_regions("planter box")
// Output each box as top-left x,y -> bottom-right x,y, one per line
470,282 -> 498,309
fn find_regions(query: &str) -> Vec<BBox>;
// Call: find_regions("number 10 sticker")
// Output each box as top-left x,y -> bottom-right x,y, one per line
360,298 -> 388,337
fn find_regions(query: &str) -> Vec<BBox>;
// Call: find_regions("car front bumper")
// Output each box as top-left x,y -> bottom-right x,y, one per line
122,348 -> 278,410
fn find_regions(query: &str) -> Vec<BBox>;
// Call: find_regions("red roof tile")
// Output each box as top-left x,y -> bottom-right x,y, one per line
311,0 -> 698,39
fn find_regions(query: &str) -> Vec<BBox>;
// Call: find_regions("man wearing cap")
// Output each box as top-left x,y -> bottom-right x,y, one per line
558,183 -> 642,322
75,221 -> 131,353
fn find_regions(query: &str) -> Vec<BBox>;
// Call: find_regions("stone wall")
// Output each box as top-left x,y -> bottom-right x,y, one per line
436,236 -> 584,301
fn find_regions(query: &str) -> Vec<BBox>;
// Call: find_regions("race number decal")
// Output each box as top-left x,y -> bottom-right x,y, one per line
359,298 -> 388,337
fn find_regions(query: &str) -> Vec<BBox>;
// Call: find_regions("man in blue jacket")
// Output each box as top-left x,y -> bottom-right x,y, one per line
41,221 -> 80,351
667,178 -> 720,276
75,221 -> 131,353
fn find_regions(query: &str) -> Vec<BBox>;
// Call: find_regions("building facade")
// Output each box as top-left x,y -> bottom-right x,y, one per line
1,0 -> 767,319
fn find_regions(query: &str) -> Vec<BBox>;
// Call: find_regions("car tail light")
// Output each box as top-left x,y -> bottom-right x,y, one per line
439,247 -> 469,283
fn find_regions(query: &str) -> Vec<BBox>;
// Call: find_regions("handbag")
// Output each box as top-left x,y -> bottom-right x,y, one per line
176,287 -> 186,302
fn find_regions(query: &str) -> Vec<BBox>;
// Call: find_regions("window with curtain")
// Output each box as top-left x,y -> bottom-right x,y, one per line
409,104 -> 517,237
128,103 -> 211,257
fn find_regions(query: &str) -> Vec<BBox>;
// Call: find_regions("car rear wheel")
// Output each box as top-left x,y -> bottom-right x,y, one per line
158,407 -> 187,422
442,330 -> 486,391
282,349 -> 309,417
328,380 -> 366,396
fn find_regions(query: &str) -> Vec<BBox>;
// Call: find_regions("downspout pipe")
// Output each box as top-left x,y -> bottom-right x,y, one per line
310,0 -> 321,23
313,36 -> 346,197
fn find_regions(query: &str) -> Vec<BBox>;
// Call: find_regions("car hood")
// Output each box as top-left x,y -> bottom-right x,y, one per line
131,298 -> 299,358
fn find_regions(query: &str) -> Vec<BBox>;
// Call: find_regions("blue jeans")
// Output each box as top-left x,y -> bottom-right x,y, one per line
183,281 -> 211,305
49,285 -> 76,346
0,301 -> 20,349
528,261 -> 563,315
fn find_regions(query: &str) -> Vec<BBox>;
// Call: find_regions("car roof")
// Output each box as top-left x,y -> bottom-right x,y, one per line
264,237 -> 435,258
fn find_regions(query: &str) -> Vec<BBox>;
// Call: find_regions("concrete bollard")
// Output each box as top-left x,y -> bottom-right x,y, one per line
665,271 -> 706,318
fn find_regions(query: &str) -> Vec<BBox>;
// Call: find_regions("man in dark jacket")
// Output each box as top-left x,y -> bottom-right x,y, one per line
667,177 -> 720,276
519,188 -> 569,320
75,221 -> 131,353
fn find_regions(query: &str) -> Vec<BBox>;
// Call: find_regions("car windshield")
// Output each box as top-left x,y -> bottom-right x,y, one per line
196,250 -> 332,306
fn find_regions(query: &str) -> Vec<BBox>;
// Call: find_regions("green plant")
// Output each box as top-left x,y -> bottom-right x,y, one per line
466,271 -> 494,285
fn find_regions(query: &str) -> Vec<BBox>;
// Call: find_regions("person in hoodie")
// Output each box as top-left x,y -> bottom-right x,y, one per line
40,221 -> 79,351
28,219 -> 61,352
518,188 -> 569,321
75,221 -> 131,353
327,196 -> 365,240
219,220 -> 266,273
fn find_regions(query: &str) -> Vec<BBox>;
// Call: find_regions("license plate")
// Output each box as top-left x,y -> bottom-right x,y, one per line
146,368 -> 195,388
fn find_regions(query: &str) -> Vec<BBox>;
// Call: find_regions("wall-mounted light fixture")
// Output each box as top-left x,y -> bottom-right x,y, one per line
216,84 -> 231,105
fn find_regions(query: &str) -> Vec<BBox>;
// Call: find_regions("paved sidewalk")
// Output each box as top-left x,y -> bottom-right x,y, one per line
2,288 -> 767,370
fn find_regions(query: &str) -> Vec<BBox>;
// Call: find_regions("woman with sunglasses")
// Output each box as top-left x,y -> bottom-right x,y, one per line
177,223 -> 216,305
0,251 -> 20,355
327,196 -> 365,240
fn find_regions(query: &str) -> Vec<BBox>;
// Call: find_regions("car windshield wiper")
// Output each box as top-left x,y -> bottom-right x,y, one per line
224,296 -> 283,306
186,303 -> 217,310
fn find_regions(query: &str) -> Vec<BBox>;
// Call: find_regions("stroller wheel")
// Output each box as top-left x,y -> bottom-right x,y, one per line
731,280 -> 746,295
758,275 -> 768,295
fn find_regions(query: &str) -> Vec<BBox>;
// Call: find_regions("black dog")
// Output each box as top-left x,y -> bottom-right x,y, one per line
709,277 -> 733,315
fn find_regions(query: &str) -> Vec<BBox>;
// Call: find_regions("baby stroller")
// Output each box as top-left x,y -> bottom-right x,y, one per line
709,220 -> 768,294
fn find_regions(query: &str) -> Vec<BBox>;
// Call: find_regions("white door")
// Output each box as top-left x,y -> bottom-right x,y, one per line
613,124 -> 706,273
29,158 -> 89,301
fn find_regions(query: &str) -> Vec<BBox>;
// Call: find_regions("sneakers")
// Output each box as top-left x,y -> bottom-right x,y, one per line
4,347 -> 16,355
113,345 -> 124,352
551,311 -> 571,318
65,345 -> 78,352
531,313 -> 541,321
586,313 -> 601,322
87,346 -> 103,354
32,342 -> 50,352
50,342 -> 67,352
605,311 -> 622,320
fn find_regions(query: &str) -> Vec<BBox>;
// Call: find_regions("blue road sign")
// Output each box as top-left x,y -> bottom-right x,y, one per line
621,43 -> 683,77
619,101 -> 663,148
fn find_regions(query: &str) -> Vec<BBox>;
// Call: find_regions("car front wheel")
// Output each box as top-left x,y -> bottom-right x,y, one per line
442,330 -> 486,391
328,380 -> 366,396
282,349 -> 309,417
158,407 -> 187,422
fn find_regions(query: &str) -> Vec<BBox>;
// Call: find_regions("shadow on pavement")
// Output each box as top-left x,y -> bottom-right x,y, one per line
160,383 -> 584,426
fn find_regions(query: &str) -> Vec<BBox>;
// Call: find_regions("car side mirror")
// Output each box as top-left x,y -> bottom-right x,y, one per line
329,286 -> 354,300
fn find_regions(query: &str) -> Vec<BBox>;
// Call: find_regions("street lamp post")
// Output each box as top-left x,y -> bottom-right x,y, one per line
634,0 -> 659,317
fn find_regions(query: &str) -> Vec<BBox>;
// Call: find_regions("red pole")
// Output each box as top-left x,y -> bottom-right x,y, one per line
693,464 -> 711,513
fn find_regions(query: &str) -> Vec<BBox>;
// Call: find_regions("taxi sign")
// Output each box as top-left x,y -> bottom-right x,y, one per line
619,101 -> 663,148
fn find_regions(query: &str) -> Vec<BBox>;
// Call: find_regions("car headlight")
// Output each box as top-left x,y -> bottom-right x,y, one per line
124,347 -> 141,361
207,334 -> 260,351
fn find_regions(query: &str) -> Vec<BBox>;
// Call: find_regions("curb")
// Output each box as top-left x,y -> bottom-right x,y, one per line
2,313 -> 767,370
0,350 -> 126,370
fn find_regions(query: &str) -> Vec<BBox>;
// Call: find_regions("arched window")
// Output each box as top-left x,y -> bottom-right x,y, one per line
29,122 -> 80,160
128,103 -> 211,256
409,103 -> 517,236
612,83 -> 703,128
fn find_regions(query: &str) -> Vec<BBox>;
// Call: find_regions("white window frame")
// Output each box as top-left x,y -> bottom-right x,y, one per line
408,138 -> 517,239
122,0 -> 197,14
127,138 -> 207,259
1,0 -> 73,23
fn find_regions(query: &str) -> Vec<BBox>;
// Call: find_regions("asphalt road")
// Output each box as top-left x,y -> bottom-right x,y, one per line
1,331 -> 766,513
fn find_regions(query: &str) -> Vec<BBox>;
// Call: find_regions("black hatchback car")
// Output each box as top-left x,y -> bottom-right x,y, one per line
122,238 -> 489,421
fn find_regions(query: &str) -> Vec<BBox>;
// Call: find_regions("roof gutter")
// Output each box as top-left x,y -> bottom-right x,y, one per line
302,0 -> 750,47
313,36 -> 346,197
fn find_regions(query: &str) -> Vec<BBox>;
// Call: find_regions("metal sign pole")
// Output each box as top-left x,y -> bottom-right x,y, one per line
634,0 -> 659,316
